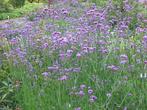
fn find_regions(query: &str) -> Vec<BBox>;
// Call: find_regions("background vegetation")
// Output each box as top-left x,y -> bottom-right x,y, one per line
0,0 -> 46,20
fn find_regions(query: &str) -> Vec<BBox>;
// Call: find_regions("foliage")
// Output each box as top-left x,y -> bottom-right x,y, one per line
9,0 -> 26,8
0,3 -> 43,20
0,50 -> 16,109
0,0 -> 12,13
0,78 -> 16,109
27,0 -> 48,3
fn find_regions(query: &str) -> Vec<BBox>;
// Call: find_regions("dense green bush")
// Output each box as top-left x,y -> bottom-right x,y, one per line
27,0 -> 47,3
0,2 -> 43,20
9,0 -> 26,8
0,0 -> 12,13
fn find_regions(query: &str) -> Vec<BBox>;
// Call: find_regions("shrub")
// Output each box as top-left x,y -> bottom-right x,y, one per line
28,0 -> 34,3
27,0 -> 47,3
9,0 -> 26,8
0,0 -> 12,13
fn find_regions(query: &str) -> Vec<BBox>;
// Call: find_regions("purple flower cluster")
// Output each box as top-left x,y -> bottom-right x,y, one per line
70,84 -> 97,106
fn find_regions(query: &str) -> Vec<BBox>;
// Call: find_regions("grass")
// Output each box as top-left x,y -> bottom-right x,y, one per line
0,2 -> 44,20
10,41 -> 147,110
5,31 -> 146,110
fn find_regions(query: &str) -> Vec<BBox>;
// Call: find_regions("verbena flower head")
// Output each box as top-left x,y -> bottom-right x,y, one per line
78,90 -> 85,97
143,35 -> 147,42
80,84 -> 86,90
58,75 -> 68,81
42,43 -> 49,49
76,53 -> 81,59
72,68 -> 81,73
88,89 -> 93,95
144,60 -> 147,64
107,65 -> 119,71
89,95 -> 97,103
75,107 -> 81,110
120,54 -> 128,64
48,65 -> 59,71
42,72 -> 49,77
10,38 -> 18,45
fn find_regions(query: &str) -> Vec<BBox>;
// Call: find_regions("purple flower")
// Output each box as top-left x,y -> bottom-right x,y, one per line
120,60 -> 128,64
42,72 -> 49,77
61,8 -> 69,15
89,95 -> 97,103
90,95 -> 97,100
88,89 -> 93,95
78,90 -> 85,97
124,0 -> 133,12
66,49 -> 73,58
107,65 -> 119,71
10,38 -> 18,45
136,27 -> 144,33
120,54 -> 128,64
97,40 -> 107,45
72,68 -> 81,73
67,49 -> 73,54
61,37 -> 69,44
144,60 -> 147,64
64,68 -> 73,73
42,43 -> 48,49
58,75 -> 68,81
80,84 -> 86,90
75,107 -> 81,110
48,65 -> 59,71
88,47 -> 96,53
59,53 -> 66,61
76,53 -> 81,59
120,54 -> 128,60
143,35 -> 147,42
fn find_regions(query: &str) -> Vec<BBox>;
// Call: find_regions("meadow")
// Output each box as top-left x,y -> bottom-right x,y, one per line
0,0 -> 147,110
